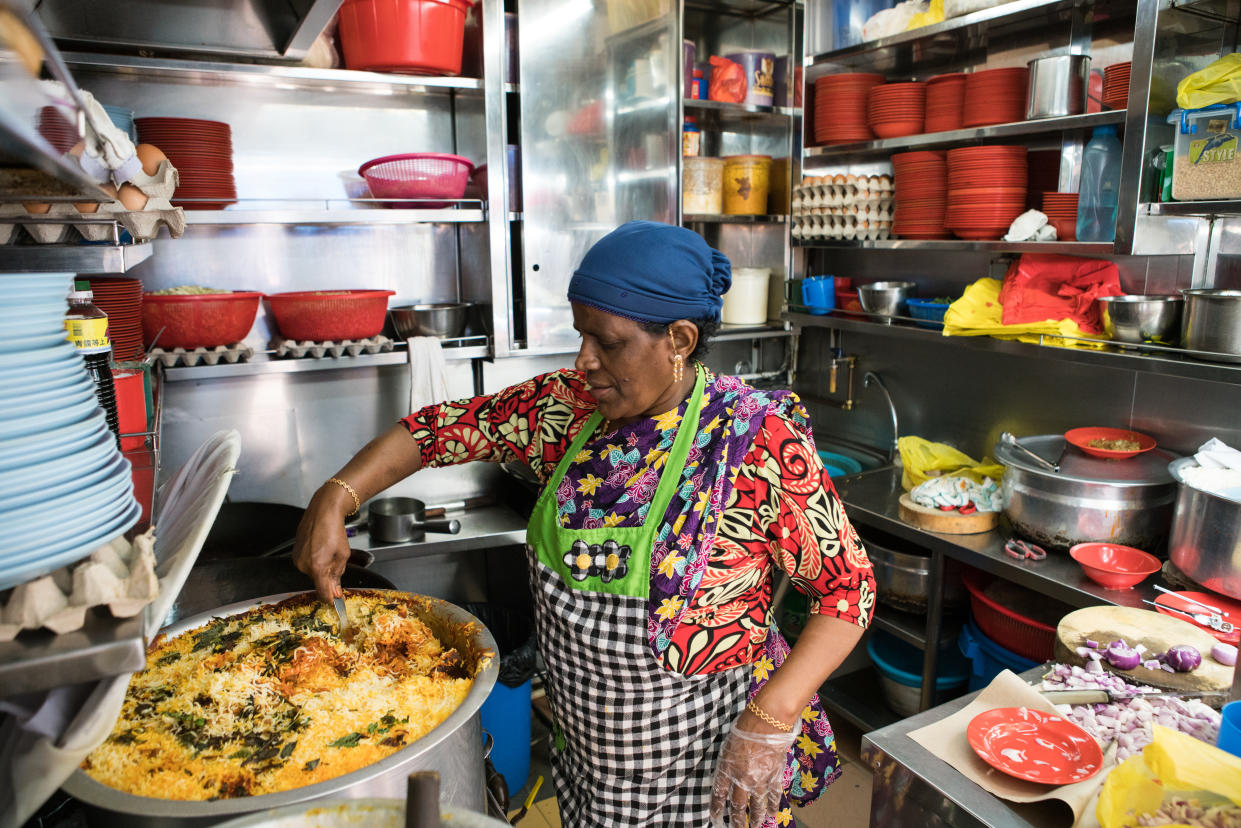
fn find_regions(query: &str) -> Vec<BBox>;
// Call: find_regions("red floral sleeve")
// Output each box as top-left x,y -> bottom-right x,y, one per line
400,369 -> 596,483
746,413 -> 875,628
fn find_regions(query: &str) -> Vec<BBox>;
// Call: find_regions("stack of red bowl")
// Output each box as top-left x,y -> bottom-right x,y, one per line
945,145 -> 1028,240
37,106 -> 78,154
86,277 -> 144,361
892,150 -> 949,239
867,82 -> 926,139
925,73 -> 967,132
1041,192 -> 1079,241
814,73 -> 884,145
962,68 -> 1029,128
135,117 -> 236,209
1103,62 -> 1130,110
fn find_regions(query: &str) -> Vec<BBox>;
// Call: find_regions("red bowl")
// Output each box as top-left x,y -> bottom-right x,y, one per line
1069,543 -> 1161,589
1048,217 -> 1077,240
1064,426 -> 1157,459
142,291 -> 263,348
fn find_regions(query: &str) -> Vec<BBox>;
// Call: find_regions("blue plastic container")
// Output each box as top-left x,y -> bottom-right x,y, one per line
904,298 -> 950,329
867,628 -> 970,717
480,679 -> 532,794
818,449 -> 862,478
957,616 -> 1038,691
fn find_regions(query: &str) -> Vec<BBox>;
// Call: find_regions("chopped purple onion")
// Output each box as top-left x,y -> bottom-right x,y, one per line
1085,639 -> 1099,649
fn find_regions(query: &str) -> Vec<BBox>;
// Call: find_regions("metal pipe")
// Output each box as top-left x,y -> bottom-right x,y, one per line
863,371 -> 899,462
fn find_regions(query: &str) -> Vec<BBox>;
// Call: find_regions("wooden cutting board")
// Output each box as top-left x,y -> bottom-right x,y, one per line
898,493 -> 999,535
1054,605 -> 1234,693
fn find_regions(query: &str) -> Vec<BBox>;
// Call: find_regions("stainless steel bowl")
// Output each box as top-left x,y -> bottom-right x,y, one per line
63,591 -> 498,828
865,534 -> 966,612
390,303 -> 468,339
1025,55 -> 1091,119
1097,295 -> 1183,345
857,281 -> 915,320
1182,289 -> 1241,362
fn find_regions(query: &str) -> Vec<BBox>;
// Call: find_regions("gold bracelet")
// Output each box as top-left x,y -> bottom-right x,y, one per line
327,477 -> 360,516
746,698 -> 794,733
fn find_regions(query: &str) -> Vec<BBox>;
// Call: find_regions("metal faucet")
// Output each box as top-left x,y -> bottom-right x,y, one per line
863,371 -> 899,463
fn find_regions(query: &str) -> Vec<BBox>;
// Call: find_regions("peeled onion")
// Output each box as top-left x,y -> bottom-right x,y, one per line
1211,642 -> 1238,667
1163,645 -> 1202,673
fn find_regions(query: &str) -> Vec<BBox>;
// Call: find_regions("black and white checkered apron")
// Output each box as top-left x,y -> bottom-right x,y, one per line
525,547 -> 750,826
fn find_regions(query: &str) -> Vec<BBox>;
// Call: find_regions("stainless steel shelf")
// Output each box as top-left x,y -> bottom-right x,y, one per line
1146,199 -> 1241,217
786,310 -> 1241,385
872,606 -> 932,648
803,111 -> 1126,161
684,99 -> 796,129
792,238 -> 1115,254
163,342 -> 491,381
63,52 -> 485,96
817,666 -> 901,732
683,213 -> 788,224
181,203 -> 487,225
684,0 -> 797,17
0,241 -> 153,273
806,0 -> 1134,72
712,322 -> 796,342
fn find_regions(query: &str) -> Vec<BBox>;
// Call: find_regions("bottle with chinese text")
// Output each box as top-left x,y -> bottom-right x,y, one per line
65,281 -> 120,442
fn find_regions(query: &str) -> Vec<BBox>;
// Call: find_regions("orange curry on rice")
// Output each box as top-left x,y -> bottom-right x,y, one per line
83,592 -> 476,800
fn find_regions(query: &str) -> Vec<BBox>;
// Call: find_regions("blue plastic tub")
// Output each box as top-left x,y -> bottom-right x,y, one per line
958,616 -> 1038,691
818,449 -> 863,478
867,628 -> 970,717
481,679 -> 532,795
905,298 -> 951,329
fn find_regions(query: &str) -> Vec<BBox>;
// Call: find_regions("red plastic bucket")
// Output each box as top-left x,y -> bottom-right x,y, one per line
338,0 -> 475,75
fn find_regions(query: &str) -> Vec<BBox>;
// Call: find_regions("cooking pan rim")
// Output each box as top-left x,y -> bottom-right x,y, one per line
62,589 -> 498,819
994,435 -> 1178,487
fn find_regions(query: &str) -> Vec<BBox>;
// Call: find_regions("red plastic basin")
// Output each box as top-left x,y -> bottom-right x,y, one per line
1069,542 -> 1161,590
142,291 -> 262,349
338,0 -> 474,75
266,290 -> 395,342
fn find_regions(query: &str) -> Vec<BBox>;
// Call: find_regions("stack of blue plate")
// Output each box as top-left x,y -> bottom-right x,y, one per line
0,273 -> 140,591
102,104 -> 137,143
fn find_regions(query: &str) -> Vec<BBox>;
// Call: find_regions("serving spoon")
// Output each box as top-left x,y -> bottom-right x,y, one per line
333,594 -> 354,643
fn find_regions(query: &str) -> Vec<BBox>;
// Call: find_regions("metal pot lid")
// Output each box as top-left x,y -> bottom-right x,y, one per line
994,434 -> 1177,486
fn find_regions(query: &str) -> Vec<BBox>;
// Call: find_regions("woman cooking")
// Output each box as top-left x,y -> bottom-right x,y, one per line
293,221 -> 875,827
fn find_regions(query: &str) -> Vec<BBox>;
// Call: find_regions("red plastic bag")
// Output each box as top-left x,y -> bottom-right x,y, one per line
997,253 -> 1123,335
709,55 -> 747,104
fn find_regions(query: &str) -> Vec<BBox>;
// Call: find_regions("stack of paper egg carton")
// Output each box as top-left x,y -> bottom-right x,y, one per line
792,174 -> 893,241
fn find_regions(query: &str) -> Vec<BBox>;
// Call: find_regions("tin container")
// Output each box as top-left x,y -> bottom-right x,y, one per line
724,51 -> 776,107
1025,55 -> 1091,119
1168,457 -> 1241,600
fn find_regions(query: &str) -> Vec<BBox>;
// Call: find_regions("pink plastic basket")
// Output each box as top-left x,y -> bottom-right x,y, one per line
358,152 -> 474,208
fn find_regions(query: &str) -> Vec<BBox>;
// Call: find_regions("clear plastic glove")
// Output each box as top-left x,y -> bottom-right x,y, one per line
709,715 -> 800,827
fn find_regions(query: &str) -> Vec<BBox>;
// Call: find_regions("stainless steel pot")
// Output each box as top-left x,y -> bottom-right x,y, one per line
213,798 -> 509,827
1025,55 -> 1090,119
865,534 -> 966,612
369,497 -> 462,543
1181,289 -> 1241,363
1167,457 -> 1241,600
63,591 -> 498,828
994,434 -> 1177,551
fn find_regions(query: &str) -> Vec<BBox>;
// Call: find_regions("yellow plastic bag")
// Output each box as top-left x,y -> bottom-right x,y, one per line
942,277 -> 1111,349
1177,53 -> 1241,111
906,0 -> 944,30
898,436 -> 1005,491
1097,726 -> 1241,828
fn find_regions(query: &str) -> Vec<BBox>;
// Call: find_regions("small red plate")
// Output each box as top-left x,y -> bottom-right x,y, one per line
967,707 -> 1103,785
1154,591 -> 1241,644
1064,426 -> 1157,459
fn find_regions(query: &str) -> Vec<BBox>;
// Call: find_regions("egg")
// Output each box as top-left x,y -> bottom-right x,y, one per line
75,183 -> 117,214
22,202 -> 50,214
135,143 -> 167,176
117,183 -> 148,211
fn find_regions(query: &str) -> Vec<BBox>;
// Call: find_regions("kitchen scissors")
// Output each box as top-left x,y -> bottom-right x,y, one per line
1004,538 -> 1047,561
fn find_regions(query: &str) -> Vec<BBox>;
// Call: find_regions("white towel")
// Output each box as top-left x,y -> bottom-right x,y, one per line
408,336 -> 448,413
40,81 -> 141,186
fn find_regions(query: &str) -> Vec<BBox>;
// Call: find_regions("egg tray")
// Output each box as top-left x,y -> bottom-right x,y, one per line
793,202 -> 894,221
793,174 -> 894,212
150,342 -> 254,368
273,335 -> 395,359
0,160 -> 185,243
792,214 -> 893,242
0,528 -> 157,641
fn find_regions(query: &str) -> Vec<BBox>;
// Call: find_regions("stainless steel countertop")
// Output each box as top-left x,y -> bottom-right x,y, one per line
833,465 -> 1161,610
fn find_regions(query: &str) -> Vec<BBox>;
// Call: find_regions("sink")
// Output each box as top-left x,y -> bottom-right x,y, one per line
816,437 -> 891,478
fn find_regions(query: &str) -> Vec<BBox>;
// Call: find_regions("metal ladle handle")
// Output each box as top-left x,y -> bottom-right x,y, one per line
1001,432 -> 1060,473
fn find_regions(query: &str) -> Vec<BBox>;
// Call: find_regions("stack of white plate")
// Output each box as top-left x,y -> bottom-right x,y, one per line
0,273 -> 140,591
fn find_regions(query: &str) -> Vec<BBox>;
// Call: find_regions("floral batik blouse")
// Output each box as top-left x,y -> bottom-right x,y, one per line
402,368 -> 875,677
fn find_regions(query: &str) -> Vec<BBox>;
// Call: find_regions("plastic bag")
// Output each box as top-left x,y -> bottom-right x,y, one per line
1097,725 -> 1241,828
997,253 -> 1122,334
709,55 -> 747,104
942,277 -> 1112,349
898,436 -> 1005,491
1177,53 -> 1241,111
863,0 -> 924,40
906,0 -> 944,30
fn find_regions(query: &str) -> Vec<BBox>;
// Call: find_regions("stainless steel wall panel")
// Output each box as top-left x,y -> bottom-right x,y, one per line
1131,372 -> 1241,455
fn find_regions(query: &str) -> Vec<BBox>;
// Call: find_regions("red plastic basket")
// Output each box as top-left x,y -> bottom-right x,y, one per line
266,290 -> 395,342
142,292 -> 262,349
961,567 -> 1058,662
358,153 -> 474,208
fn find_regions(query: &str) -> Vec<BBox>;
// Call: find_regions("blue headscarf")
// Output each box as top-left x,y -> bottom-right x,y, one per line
567,221 -> 732,324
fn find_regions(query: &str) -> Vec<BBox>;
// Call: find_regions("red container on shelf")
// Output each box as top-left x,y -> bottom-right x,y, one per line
112,368 -> 146,451
266,290 -> 396,342
338,0 -> 475,75
962,567 -> 1061,662
142,292 -> 263,349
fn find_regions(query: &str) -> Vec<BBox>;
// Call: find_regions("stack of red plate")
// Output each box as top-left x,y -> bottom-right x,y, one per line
1103,62 -> 1130,111
892,150 -> 949,239
38,106 -> 78,154
815,73 -> 885,145
963,68 -> 1029,128
867,82 -> 926,139
86,277 -> 144,361
135,117 -> 236,209
925,73 -> 967,133
1041,192 -> 1079,241
945,145 -> 1028,240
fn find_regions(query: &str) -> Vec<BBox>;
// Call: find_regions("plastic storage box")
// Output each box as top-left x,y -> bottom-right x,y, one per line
867,629 -> 970,718
1168,104 -> 1241,201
